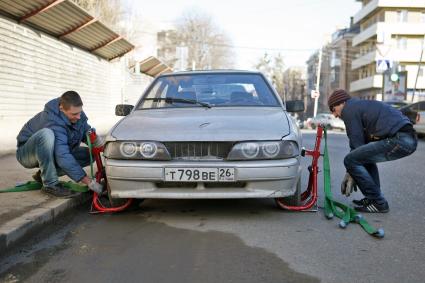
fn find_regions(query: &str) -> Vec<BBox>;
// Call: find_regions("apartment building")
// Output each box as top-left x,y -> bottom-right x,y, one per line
350,0 -> 425,101
329,22 -> 360,92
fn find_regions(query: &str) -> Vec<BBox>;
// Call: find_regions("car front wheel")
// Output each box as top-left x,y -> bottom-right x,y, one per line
275,179 -> 301,209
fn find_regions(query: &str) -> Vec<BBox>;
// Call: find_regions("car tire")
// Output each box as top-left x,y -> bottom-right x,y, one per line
106,180 -> 144,208
275,179 -> 301,209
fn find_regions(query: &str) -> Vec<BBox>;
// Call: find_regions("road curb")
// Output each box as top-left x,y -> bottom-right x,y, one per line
0,193 -> 91,254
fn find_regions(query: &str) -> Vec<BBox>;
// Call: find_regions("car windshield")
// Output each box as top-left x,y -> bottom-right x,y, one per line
136,73 -> 280,109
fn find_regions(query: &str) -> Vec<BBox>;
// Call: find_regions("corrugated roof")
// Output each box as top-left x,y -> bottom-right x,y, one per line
0,0 -> 134,60
138,56 -> 172,77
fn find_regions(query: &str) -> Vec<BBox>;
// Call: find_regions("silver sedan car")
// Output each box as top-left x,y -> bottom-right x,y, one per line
103,71 -> 304,204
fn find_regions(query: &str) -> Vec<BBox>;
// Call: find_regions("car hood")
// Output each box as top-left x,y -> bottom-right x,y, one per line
111,107 -> 290,141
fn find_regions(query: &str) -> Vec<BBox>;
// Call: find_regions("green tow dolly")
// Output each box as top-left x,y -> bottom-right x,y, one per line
322,127 -> 385,238
0,180 -> 89,193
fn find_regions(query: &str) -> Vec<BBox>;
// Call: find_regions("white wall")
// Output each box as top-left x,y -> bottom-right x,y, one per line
0,15 -> 152,156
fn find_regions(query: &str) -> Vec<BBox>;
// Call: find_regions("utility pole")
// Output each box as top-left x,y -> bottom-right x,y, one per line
314,48 -> 322,117
412,35 -> 425,102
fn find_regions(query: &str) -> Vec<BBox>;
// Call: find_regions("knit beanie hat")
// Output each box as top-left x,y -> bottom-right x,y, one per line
328,89 -> 351,111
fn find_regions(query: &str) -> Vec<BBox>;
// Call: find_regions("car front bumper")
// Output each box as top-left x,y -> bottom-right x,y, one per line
105,158 -> 301,199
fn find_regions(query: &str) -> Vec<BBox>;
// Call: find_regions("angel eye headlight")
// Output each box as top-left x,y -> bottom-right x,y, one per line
140,142 -> 157,158
241,143 -> 260,158
262,142 -> 280,158
120,142 -> 137,157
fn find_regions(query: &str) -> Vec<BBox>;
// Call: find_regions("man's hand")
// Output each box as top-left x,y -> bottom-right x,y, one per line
341,172 -> 357,197
81,176 -> 103,194
88,179 -> 103,194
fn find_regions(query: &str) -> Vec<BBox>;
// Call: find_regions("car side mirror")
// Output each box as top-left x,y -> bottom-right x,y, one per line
286,100 -> 304,112
115,104 -> 134,116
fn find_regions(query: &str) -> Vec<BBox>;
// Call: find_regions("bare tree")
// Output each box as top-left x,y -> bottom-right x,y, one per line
158,10 -> 234,70
255,53 -> 285,95
283,68 -> 305,101
71,0 -> 122,32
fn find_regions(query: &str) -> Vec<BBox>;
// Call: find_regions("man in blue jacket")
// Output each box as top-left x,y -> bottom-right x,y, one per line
16,91 -> 103,197
328,89 -> 417,213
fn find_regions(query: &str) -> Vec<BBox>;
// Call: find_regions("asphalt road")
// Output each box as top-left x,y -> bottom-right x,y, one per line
1,131 -> 424,283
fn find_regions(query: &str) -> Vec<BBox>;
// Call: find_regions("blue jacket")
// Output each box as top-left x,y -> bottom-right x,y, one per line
17,98 -> 91,182
341,98 -> 411,150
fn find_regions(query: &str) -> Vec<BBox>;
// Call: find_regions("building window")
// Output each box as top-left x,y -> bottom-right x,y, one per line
422,12 -> 425,23
397,10 -> 408,22
397,37 -> 407,49
420,67 -> 424,77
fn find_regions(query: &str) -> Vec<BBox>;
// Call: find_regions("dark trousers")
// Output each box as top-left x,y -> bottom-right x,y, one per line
343,131 -> 417,202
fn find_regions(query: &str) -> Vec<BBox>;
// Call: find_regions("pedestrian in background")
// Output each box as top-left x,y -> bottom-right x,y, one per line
16,91 -> 104,197
328,89 -> 417,213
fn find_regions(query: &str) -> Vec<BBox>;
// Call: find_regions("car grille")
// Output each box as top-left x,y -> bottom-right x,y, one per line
163,142 -> 234,160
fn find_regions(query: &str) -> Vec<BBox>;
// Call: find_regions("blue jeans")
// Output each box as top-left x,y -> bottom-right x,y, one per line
343,131 -> 417,203
16,128 -> 91,186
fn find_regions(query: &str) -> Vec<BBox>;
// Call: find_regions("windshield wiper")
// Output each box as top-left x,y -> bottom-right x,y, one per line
145,97 -> 212,108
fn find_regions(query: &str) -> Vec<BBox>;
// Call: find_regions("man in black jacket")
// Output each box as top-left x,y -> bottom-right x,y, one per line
328,89 -> 417,213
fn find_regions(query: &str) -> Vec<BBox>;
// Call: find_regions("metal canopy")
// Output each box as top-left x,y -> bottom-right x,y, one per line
0,0 -> 134,60
138,56 -> 172,77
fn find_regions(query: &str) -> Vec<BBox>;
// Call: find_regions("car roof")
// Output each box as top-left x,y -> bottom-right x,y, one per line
157,70 -> 263,78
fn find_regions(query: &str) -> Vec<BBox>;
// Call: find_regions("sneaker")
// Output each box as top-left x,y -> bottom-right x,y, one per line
41,183 -> 79,198
354,199 -> 389,213
352,198 -> 369,206
32,170 -> 42,184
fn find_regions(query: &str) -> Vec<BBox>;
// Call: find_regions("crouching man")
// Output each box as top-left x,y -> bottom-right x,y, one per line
328,89 -> 417,213
16,91 -> 103,197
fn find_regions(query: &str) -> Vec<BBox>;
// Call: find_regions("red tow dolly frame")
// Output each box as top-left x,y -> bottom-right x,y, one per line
275,125 -> 324,211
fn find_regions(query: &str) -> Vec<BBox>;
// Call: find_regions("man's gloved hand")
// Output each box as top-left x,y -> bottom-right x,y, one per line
88,179 -> 103,194
340,172 -> 357,197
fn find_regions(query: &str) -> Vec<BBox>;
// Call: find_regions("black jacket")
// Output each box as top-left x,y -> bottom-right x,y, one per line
341,98 -> 411,150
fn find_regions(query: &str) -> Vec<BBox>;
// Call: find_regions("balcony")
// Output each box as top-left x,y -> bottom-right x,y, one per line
354,0 -> 425,24
352,51 -> 377,70
353,22 -> 425,46
350,75 -> 383,92
352,44 -> 425,70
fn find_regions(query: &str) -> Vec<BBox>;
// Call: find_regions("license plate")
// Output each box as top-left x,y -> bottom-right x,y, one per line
164,168 -> 235,182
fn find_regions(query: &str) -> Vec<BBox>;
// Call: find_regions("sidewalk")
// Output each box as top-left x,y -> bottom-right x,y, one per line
0,154 -> 90,254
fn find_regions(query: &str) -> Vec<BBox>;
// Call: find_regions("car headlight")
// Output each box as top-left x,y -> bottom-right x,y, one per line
120,142 -> 138,158
227,141 -> 299,160
241,143 -> 260,158
140,142 -> 157,158
104,141 -> 171,160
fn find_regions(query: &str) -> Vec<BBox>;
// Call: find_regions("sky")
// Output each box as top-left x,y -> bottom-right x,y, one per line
128,0 -> 361,70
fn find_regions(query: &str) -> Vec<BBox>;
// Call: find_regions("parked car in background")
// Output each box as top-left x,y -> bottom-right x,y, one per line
400,101 -> 425,137
303,117 -> 313,129
104,70 -> 305,207
310,113 -> 345,131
